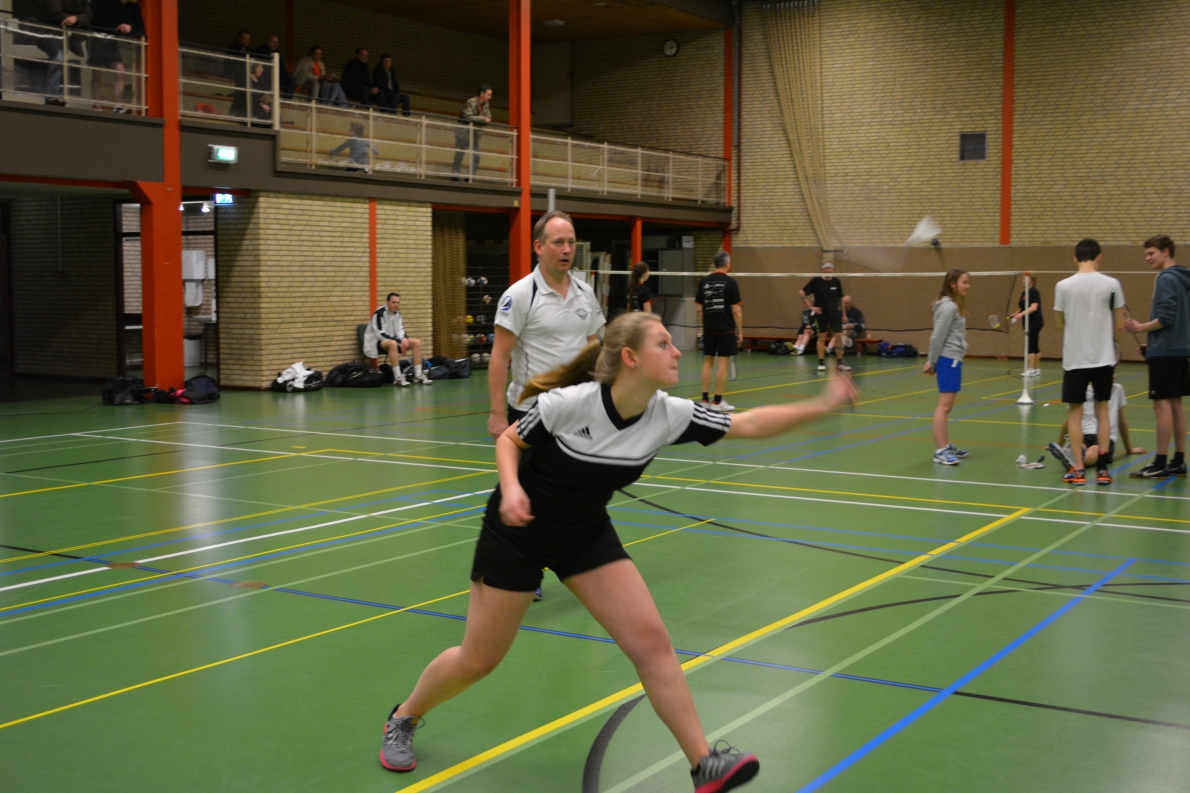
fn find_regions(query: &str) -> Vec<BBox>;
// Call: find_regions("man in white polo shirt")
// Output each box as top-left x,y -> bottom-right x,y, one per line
488,210 -> 605,439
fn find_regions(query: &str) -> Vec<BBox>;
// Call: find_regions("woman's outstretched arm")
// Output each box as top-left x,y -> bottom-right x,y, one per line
725,376 -> 858,440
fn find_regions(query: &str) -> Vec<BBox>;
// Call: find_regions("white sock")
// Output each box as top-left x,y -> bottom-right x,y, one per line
936,447 -> 949,454
413,364 -> 422,377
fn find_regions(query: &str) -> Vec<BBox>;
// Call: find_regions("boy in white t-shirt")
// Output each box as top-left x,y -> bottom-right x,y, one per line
1053,376 -> 1144,468
1053,238 -> 1126,485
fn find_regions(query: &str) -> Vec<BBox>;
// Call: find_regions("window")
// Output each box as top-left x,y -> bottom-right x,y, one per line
959,132 -> 987,161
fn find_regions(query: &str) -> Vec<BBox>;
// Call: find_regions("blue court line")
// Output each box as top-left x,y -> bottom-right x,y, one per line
795,557 -> 1136,793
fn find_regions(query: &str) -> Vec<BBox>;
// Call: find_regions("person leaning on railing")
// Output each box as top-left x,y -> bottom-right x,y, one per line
452,84 -> 492,182
88,0 -> 142,113
27,0 -> 92,105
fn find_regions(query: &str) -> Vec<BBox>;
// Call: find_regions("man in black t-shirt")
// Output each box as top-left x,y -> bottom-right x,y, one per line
800,261 -> 849,372
695,251 -> 743,412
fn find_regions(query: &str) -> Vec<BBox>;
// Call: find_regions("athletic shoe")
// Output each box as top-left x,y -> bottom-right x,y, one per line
1169,461 -> 1187,477
1130,463 -> 1171,479
794,346 -> 805,355
1063,468 -> 1086,485
691,741 -> 759,793
1096,469 -> 1113,485
1047,442 -> 1075,470
413,373 -> 433,385
945,442 -> 969,459
534,587 -> 543,601
933,449 -> 961,466
1030,368 -> 1043,376
836,362 -> 852,372
393,373 -> 410,387
709,400 -> 736,413
700,399 -> 712,409
380,705 -> 423,772
816,360 -> 826,372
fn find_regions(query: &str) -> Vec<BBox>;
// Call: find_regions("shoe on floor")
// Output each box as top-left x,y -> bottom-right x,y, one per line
380,705 -> 423,772
1167,461 -> 1187,477
393,373 -> 410,387
816,360 -> 826,372
1046,442 -> 1075,470
836,362 -> 852,372
413,373 -> 432,385
534,587 -> 543,601
1096,469 -> 1113,485
1063,468 -> 1086,485
691,741 -> 759,793
709,400 -> 736,413
945,442 -> 969,459
1130,462 -> 1171,479
933,449 -> 961,466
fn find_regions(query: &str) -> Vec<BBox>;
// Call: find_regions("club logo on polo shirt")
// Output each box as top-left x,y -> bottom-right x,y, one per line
576,307 -> 589,321
499,295 -> 513,312
573,426 -> 592,441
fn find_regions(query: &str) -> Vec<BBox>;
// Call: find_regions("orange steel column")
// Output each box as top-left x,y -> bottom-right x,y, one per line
630,217 -> 643,264
508,0 -> 532,281
722,26 -> 734,254
133,0 -> 184,389
999,0 -> 1015,245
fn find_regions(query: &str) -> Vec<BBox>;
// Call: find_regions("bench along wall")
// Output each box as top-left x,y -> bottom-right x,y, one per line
216,191 -> 432,388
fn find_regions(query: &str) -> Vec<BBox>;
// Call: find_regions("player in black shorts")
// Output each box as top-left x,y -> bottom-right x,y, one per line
695,251 -> 743,412
378,311 -> 858,793
800,261 -> 850,373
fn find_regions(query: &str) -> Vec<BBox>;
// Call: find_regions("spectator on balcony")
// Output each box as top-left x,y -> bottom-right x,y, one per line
228,61 -> 272,126
452,84 -> 492,182
372,54 -> 410,116
340,48 -> 376,107
294,45 -> 347,106
35,0 -> 92,106
254,33 -> 294,99
87,0 -> 142,113
223,28 -> 251,85
331,121 -> 379,172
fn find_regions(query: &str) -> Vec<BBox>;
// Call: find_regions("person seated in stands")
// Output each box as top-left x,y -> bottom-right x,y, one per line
372,53 -> 410,116
33,0 -> 92,106
364,293 -> 432,386
1055,370 -> 1144,467
827,295 -> 866,355
330,121 -> 378,171
451,84 -> 492,181
792,308 -> 816,355
88,0 -> 143,112
229,61 -> 272,126
340,47 -> 376,107
224,29 -> 252,84
294,45 -> 347,106
254,33 -> 295,99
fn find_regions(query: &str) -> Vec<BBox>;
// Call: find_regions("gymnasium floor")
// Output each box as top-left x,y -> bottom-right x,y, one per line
1,354 -> 1187,793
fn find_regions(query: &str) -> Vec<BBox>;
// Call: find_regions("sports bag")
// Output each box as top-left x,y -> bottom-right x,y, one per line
180,374 -> 220,403
768,340 -> 790,355
102,376 -> 147,406
326,362 -> 385,387
877,342 -> 919,358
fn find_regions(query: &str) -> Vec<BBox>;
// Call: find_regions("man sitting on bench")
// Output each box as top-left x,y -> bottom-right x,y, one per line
364,292 -> 431,386
828,295 -> 866,355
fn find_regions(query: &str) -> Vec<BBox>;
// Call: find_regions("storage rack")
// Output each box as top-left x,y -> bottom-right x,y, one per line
464,243 -> 508,369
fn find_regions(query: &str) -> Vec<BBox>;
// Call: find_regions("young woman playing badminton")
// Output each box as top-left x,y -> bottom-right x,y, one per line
379,311 -> 858,792
924,269 -> 970,465
1011,273 -> 1044,376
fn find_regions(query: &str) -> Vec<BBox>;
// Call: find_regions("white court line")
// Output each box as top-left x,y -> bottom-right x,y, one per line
0,421 -> 183,445
180,421 -> 461,446
0,489 -> 493,595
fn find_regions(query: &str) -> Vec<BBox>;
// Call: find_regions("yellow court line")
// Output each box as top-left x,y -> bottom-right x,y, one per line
394,507 -> 1031,793
623,518 -> 714,547
384,453 -> 497,466
0,589 -> 471,732
0,504 -> 484,615
854,373 -> 1012,407
722,364 -> 918,397
0,470 -> 493,564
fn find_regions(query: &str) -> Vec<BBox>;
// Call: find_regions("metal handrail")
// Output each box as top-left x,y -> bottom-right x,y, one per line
179,45 -> 276,127
0,16 -> 147,114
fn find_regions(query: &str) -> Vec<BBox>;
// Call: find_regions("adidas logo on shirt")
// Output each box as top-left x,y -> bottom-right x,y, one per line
573,426 -> 592,441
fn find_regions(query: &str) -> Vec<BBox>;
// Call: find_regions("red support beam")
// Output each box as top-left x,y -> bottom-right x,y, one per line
368,198 -> 378,311
630,217 -> 643,264
722,26 -> 734,254
999,0 -> 1015,246
508,0 -> 532,282
134,0 -> 184,389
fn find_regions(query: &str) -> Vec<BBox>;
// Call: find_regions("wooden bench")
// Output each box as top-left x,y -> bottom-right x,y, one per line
743,336 -> 794,352
853,337 -> 882,355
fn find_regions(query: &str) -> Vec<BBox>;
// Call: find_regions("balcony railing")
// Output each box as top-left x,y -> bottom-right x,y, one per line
0,16 -> 146,113
179,45 -> 277,128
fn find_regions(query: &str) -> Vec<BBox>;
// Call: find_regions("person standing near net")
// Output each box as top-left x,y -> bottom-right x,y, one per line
377,310 -> 859,792
1124,234 -> 1190,478
800,262 -> 850,372
924,269 -> 970,465
629,261 -> 653,313
1011,273 -> 1044,377
1053,238 -> 1127,485
696,251 -> 743,412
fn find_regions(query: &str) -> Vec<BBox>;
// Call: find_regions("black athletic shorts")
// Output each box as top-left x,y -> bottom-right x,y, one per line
1062,365 -> 1114,404
470,516 -> 631,592
703,333 -> 738,358
1148,357 -> 1190,401
1082,433 -> 1099,449
1026,325 -> 1042,355
815,310 -> 843,334
507,405 -> 527,425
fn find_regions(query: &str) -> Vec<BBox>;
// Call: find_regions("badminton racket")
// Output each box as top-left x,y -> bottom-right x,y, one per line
988,314 -> 1003,331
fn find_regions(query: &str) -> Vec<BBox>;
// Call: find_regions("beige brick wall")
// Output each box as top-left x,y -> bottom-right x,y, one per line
8,197 -> 118,378
572,30 -> 724,159
216,192 -> 432,387
179,0 -> 507,110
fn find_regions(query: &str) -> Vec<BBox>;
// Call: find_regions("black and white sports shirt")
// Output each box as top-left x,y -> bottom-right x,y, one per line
490,381 -> 731,533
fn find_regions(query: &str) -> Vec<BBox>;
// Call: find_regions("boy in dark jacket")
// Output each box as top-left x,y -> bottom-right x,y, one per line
1125,234 -> 1190,477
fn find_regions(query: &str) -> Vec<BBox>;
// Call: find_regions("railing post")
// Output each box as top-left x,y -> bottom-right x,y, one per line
243,53 -> 250,126
602,142 -> 608,195
666,151 -> 673,201
308,99 -> 316,169
368,106 -> 375,174
271,51 -> 281,130
637,147 -> 642,197
468,123 -> 475,182
697,157 -> 703,204
419,114 -> 426,178
567,137 -> 572,191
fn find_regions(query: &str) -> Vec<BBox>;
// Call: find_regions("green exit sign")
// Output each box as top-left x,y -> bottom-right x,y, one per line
208,145 -> 238,164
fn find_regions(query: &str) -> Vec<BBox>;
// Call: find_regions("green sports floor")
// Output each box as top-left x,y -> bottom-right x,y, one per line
1,355 -> 1188,793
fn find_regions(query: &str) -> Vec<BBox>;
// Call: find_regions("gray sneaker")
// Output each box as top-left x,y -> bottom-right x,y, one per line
380,705 -> 423,772
691,741 -> 759,793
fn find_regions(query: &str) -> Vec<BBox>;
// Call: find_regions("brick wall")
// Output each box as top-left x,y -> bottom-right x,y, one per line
216,191 -> 432,387
572,30 -> 724,158
7,196 -> 118,378
179,0 -> 507,110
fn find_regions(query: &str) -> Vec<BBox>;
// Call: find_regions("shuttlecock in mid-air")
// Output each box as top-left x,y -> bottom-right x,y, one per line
906,216 -> 943,246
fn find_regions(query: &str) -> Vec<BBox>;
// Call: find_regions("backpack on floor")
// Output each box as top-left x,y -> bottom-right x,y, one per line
768,340 -> 790,355
180,374 -> 221,403
877,342 -> 919,358
326,362 -> 385,387
102,376 -> 147,406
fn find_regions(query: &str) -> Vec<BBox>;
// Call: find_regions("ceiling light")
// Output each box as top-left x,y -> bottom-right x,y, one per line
543,19 -> 565,26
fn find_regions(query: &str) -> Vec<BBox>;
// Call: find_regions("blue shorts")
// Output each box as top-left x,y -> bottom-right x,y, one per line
936,356 -> 962,393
